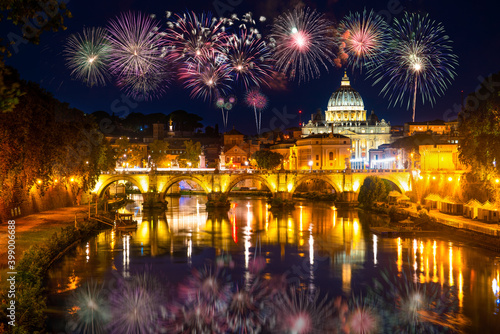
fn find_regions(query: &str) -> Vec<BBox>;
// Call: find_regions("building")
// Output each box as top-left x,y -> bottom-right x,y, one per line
419,144 -> 466,171
286,133 -> 351,170
368,144 -> 405,169
404,119 -> 459,137
222,128 -> 260,168
302,72 -> 392,167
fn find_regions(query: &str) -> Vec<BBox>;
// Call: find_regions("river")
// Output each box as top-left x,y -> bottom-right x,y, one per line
45,195 -> 500,333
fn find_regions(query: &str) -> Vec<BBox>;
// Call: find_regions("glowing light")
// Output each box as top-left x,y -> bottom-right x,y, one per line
448,176 -> 453,182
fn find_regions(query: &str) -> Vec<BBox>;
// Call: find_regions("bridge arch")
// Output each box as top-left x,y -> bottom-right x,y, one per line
159,175 -> 210,195
356,174 -> 409,194
225,174 -> 276,194
95,175 -> 145,197
290,175 -> 341,195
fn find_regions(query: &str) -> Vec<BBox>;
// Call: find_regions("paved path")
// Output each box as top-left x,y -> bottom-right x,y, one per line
0,205 -> 90,269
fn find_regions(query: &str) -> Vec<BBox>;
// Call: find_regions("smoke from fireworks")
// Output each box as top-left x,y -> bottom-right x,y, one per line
338,9 -> 389,72
368,12 -> 458,122
107,11 -> 169,99
245,89 -> 268,135
270,7 -> 336,83
64,27 -> 111,87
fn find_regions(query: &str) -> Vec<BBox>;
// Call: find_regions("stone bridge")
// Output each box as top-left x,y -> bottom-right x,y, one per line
92,168 -> 416,206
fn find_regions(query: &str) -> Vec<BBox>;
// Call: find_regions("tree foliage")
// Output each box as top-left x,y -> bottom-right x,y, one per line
149,139 -> 170,167
179,140 -> 201,166
0,75 -> 113,221
358,176 -> 389,208
252,150 -> 283,170
458,72 -> 500,201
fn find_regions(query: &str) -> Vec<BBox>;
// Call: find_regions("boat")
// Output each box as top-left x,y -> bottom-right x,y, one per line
115,213 -> 137,230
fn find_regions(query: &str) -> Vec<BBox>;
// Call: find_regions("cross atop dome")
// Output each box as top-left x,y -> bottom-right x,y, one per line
341,70 -> 350,86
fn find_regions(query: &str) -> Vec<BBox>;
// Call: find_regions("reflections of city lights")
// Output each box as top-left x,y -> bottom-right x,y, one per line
397,237 -> 402,273
449,245 -> 454,286
309,233 -> 314,266
493,278 -> 499,296
459,271 -> 463,308
85,242 -> 90,262
342,263 -> 351,293
373,234 -> 378,266
123,234 -> 130,278
413,239 -> 418,276
187,238 -> 192,266
433,240 -> 438,283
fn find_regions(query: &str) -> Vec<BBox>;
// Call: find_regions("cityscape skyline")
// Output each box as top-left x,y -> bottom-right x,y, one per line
1,0 -> 499,134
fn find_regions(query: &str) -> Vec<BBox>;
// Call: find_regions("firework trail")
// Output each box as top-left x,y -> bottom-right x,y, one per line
164,11 -> 227,63
270,7 -> 336,83
64,27 -> 111,87
107,11 -> 169,99
337,9 -> 389,72
179,56 -> 232,101
67,280 -> 111,334
225,29 -> 275,88
245,89 -> 268,135
215,95 -> 236,130
368,12 -> 458,122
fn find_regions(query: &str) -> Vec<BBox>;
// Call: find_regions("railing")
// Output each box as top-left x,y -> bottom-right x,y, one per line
101,168 -> 412,175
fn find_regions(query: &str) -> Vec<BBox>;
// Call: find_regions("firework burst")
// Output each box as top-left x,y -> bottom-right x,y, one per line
67,280 -> 111,334
225,279 -> 274,333
64,27 -> 111,87
164,11 -> 227,62
338,9 -> 389,72
225,29 -> 275,88
107,272 -> 165,333
276,287 -> 335,333
107,11 -> 169,99
270,7 -> 336,83
368,12 -> 458,122
179,57 -> 232,101
245,89 -> 268,135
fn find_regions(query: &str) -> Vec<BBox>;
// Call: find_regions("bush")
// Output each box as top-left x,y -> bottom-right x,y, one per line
417,205 -> 422,211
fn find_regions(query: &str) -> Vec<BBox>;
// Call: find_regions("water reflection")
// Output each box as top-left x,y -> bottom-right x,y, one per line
46,195 -> 500,332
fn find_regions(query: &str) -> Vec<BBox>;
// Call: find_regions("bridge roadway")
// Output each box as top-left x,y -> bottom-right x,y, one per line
92,168 -> 416,204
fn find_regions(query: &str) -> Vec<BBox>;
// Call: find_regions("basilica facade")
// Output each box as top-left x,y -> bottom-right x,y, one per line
302,72 -> 392,168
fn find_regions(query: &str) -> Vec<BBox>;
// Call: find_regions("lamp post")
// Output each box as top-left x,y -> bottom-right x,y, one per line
309,160 -> 313,172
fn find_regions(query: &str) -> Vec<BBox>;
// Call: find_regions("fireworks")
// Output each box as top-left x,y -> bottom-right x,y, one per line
179,57 -> 232,101
64,27 -> 111,87
67,280 -> 110,334
245,89 -> 268,135
338,9 -> 389,71
368,12 -> 458,122
225,29 -> 274,88
214,95 -> 236,130
276,287 -> 335,333
270,7 -> 336,83
164,11 -> 227,62
107,273 -> 165,333
107,11 -> 169,99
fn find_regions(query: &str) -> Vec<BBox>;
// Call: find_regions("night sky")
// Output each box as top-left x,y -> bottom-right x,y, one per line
2,0 -> 499,135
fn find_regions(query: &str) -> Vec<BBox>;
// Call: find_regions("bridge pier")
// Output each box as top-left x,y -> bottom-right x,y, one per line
268,191 -> 295,210
206,192 -> 230,210
142,192 -> 167,210
336,191 -> 359,208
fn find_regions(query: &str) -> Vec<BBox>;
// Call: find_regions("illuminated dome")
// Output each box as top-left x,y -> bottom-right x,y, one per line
327,72 -> 364,112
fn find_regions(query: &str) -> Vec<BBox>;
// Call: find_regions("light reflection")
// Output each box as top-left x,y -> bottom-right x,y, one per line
123,234 -> 130,278
449,244 -> 454,287
85,242 -> 90,262
397,237 -> 403,273
373,234 -> 378,266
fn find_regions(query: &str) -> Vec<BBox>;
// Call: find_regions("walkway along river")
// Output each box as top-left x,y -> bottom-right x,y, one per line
45,195 -> 500,332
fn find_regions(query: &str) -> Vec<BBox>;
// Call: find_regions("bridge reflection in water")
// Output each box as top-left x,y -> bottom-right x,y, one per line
47,195 -> 500,332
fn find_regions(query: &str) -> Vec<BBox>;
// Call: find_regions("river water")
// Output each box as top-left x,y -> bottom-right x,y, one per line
46,195 -> 500,333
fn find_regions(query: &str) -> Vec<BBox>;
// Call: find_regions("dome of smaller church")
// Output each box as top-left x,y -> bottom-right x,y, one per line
327,72 -> 364,112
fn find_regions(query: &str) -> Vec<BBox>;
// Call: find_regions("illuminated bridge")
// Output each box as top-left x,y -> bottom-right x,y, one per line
92,167 -> 423,205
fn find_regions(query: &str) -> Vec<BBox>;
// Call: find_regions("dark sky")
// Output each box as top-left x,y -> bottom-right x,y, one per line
2,0 -> 499,135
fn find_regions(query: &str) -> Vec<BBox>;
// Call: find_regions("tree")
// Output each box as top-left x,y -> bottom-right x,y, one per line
252,150 -> 283,170
358,176 -> 389,208
179,140 -> 201,166
149,139 -> 170,167
168,110 -> 203,132
458,72 -> 500,201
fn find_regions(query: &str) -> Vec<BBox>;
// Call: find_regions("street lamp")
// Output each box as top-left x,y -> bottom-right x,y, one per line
309,160 -> 313,172
187,161 -> 192,169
